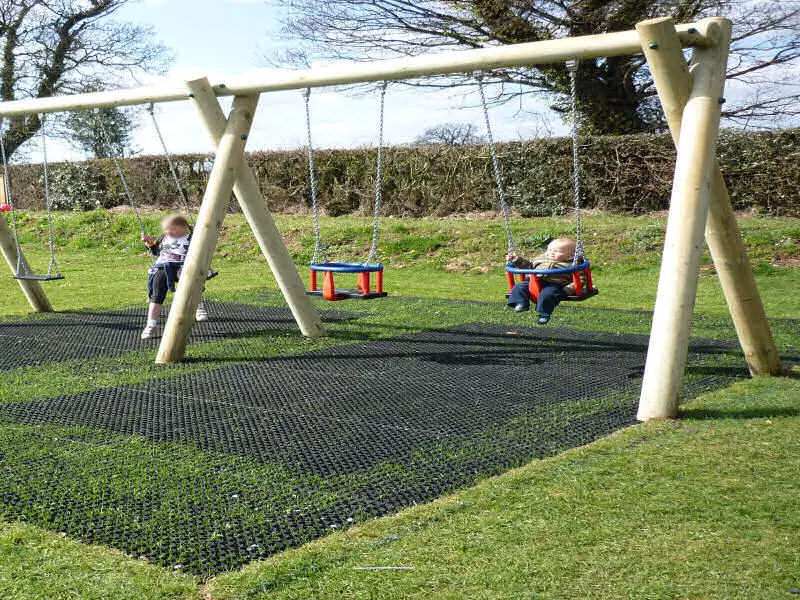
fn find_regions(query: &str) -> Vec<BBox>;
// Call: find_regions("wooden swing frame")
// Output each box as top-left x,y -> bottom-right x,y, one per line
0,17 -> 781,420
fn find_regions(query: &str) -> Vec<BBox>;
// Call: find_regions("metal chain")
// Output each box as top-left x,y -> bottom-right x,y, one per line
366,81 -> 387,266
148,104 -> 194,227
477,73 -> 516,255
96,109 -> 146,236
567,60 -> 584,264
0,118 -> 28,276
303,88 -> 325,264
39,115 -> 60,277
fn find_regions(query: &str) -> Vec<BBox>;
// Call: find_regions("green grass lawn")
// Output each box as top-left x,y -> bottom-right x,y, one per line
0,210 -> 798,599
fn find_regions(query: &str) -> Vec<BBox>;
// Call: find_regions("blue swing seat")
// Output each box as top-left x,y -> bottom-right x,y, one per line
308,262 -> 387,301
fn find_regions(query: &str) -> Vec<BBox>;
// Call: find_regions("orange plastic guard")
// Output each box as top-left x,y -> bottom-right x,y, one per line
357,272 -> 370,294
528,275 -> 542,301
571,271 -> 584,297
323,271 -> 343,301
585,266 -> 594,291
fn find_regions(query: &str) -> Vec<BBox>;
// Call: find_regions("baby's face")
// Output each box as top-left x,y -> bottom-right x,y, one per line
162,222 -> 188,238
545,241 -> 574,261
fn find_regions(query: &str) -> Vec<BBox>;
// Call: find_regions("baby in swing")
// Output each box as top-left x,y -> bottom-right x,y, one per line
140,214 -> 208,340
506,238 -> 581,325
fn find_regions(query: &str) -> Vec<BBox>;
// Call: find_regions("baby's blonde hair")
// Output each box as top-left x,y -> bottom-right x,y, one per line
549,238 -> 576,255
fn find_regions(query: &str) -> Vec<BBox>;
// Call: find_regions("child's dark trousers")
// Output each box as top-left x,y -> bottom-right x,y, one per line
507,280 -> 566,314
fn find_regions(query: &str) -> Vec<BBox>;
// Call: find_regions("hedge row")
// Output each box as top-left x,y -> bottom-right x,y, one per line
7,128 -> 800,216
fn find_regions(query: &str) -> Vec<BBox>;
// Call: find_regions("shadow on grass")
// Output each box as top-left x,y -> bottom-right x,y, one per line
681,406 -> 800,420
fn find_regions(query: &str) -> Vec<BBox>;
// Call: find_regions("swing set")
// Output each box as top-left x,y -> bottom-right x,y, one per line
0,17 -> 782,421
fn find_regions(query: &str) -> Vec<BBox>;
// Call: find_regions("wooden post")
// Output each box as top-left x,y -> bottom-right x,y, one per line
0,177 -> 53,313
637,17 -> 780,379
636,17 -> 733,421
185,78 -> 326,339
156,93 -> 257,364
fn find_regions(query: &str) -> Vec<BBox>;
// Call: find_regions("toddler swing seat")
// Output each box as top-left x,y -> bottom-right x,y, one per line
302,84 -> 389,302
506,261 -> 598,303
479,61 -> 600,306
308,262 -> 386,301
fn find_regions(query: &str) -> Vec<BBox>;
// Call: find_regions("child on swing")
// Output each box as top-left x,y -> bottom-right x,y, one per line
140,214 -> 208,340
506,238 -> 581,325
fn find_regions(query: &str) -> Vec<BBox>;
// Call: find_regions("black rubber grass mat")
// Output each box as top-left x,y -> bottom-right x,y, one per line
0,324 -> 747,574
0,302 -> 348,370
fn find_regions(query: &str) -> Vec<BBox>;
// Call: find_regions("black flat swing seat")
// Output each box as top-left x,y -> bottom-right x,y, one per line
14,273 -> 65,282
307,288 -> 388,301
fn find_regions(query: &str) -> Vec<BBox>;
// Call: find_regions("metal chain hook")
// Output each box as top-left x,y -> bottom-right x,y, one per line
148,103 -> 195,227
96,108 -> 146,236
567,60 -> 585,265
39,114 -> 60,277
0,118 -> 28,276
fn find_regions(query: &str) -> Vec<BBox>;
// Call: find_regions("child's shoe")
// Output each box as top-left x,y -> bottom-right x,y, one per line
141,319 -> 159,340
195,302 -> 209,322
514,303 -> 530,313
537,313 -> 551,325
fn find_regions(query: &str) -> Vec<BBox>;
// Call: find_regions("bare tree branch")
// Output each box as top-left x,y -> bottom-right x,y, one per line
272,0 -> 800,133
0,0 -> 169,158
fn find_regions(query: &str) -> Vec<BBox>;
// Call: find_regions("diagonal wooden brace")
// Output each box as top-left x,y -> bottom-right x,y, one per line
156,79 -> 326,364
186,78 -> 326,341
156,93 -> 259,364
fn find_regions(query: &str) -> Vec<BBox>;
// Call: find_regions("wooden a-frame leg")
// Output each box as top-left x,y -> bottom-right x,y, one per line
185,78 -> 326,339
636,17 -> 733,420
0,211 -> 53,314
637,17 -> 780,381
156,93 -> 258,364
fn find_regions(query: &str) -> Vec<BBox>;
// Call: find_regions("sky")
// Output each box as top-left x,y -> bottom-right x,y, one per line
32,0 -> 561,162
